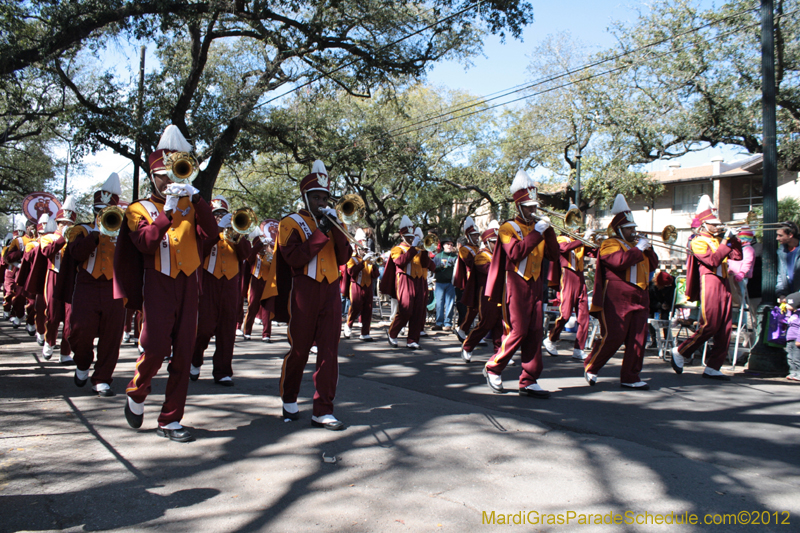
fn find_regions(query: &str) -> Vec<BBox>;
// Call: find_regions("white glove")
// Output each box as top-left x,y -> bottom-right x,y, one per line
534,217 -> 550,233
363,252 -> 375,262
164,195 -> 179,212
583,229 -> 594,240
636,237 -> 650,251
165,184 -> 189,197
724,228 -> 735,239
248,226 -> 263,240
218,213 -> 232,228
412,235 -> 421,247
319,207 -> 340,222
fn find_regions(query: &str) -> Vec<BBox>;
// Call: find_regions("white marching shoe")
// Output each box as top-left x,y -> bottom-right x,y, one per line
42,343 -> 54,360
461,347 -> 472,363
670,347 -> 684,374
572,348 -> 587,361
59,353 -> 74,364
343,323 -> 352,338
123,331 -> 131,343
543,337 -> 558,356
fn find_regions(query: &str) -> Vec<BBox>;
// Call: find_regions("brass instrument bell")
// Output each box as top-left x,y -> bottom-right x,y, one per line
164,151 -> 199,183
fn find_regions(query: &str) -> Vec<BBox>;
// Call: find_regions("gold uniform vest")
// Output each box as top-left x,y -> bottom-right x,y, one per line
126,197 -> 201,278
204,232 -> 240,280
498,221 -> 545,281
391,243 -> 427,279
691,235 -> 728,278
557,235 -> 585,272
72,224 -> 116,280
278,212 -> 341,284
346,256 -> 376,287
39,233 -> 66,273
598,237 -> 649,290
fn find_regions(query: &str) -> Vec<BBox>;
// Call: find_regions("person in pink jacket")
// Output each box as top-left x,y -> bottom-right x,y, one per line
727,226 -> 755,306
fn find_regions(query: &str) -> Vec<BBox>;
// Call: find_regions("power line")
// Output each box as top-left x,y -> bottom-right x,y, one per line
340,5 -> 765,148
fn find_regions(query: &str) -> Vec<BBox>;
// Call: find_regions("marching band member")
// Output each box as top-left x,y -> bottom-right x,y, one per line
114,125 -> 217,442
190,195 -> 260,386
543,203 -> 592,361
39,196 -> 77,362
343,229 -> 379,341
670,195 -> 742,381
584,194 -> 658,389
461,222 -> 503,362
66,174 -> 126,396
3,219 -> 29,328
17,217 -> 45,341
454,217 -> 482,341
241,231 -> 271,342
482,170 -> 560,398
381,217 -> 431,350
262,160 -> 351,430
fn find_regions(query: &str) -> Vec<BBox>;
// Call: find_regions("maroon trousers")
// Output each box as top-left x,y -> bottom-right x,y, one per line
347,282 -> 373,335
126,270 -> 198,426
124,309 -> 142,336
30,296 -> 44,331
459,305 -> 479,333
548,269 -> 590,350
485,273 -> 546,387
69,276 -> 126,385
256,306 -> 271,338
463,293 -> 504,354
242,275 -> 267,336
388,274 -> 427,343
281,275 -> 341,417
584,280 -> 648,383
192,271 -> 239,380
44,270 -> 71,355
677,274 -> 733,371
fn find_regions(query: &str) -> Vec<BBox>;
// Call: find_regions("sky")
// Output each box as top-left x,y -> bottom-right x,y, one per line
66,0 -> 742,195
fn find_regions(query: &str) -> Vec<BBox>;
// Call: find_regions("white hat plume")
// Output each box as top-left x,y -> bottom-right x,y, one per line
157,125 -> 193,152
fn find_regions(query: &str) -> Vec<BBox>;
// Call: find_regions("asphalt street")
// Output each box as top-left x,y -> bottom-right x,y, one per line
1,312 -> 799,532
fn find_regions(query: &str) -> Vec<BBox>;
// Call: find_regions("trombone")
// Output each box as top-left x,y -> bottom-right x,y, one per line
723,210 -> 784,230
321,194 -> 371,254
534,206 -> 597,248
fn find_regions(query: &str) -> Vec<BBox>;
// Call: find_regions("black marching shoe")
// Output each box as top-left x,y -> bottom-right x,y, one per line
124,400 -> 143,429
94,388 -> 116,397
311,415 -> 345,431
214,378 -> 234,387
518,386 -> 551,399
189,373 -> 199,382
157,426 -> 194,443
702,372 -> 731,382
74,372 -> 88,388
282,407 -> 300,421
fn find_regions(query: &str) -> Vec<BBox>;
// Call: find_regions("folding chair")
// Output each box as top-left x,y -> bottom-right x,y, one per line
731,279 -> 755,370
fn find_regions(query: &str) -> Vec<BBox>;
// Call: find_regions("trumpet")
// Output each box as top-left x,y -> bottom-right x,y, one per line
98,205 -> 125,237
223,207 -> 258,244
164,151 -> 199,183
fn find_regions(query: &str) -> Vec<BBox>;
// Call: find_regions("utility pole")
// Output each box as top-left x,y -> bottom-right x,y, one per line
574,153 -> 582,210
131,46 -> 146,201
748,0 -> 785,373
63,140 -> 70,199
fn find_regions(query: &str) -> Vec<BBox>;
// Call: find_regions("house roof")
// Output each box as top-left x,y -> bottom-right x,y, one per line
648,154 -> 763,183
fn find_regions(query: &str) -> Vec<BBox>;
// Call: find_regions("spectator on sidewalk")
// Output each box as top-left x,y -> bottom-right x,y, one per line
432,236 -> 457,331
